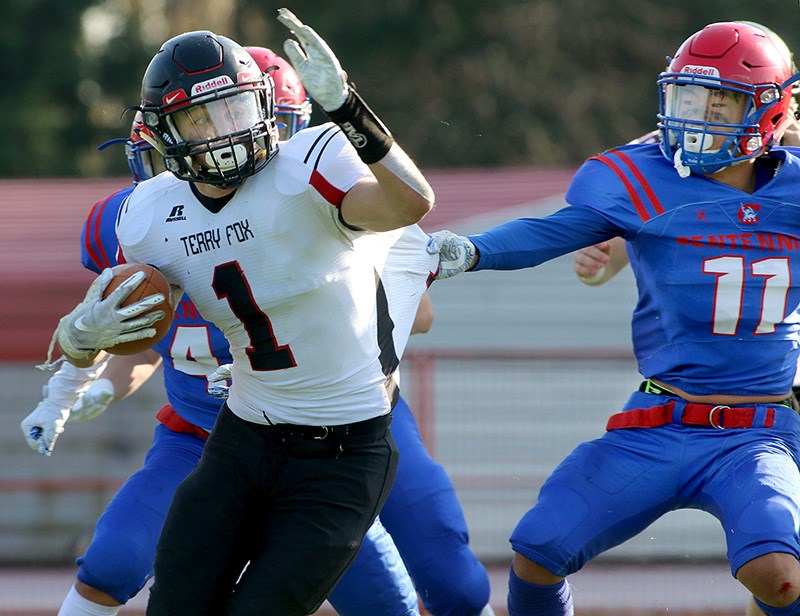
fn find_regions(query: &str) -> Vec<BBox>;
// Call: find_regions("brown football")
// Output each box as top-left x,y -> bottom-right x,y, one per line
101,263 -> 174,355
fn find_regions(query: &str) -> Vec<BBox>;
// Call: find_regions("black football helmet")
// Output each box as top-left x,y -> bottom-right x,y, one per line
139,31 -> 278,188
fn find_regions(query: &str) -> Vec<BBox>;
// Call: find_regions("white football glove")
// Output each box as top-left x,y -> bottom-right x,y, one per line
426,231 -> 477,279
207,363 -> 233,399
21,358 -> 110,456
55,268 -> 166,361
21,398 -> 70,457
69,378 -> 115,422
277,8 -> 349,112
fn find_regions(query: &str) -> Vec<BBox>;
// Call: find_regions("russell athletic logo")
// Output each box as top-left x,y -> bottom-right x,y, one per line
166,205 -> 187,223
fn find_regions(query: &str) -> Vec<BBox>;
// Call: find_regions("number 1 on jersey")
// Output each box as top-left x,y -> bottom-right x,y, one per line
212,261 -> 297,371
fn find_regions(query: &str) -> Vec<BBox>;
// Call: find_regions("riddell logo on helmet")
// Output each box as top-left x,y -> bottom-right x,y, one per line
192,75 -> 234,95
681,65 -> 720,77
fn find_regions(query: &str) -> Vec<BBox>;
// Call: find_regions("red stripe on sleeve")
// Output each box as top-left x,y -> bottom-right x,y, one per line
590,155 -> 651,222
610,151 -> 665,215
83,194 -> 114,270
309,169 -> 347,207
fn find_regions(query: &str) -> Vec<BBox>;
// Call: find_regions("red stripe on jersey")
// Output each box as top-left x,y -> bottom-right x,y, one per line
590,154 -> 652,222
309,169 -> 347,207
83,193 -> 114,270
610,150 -> 665,215
426,271 -> 436,288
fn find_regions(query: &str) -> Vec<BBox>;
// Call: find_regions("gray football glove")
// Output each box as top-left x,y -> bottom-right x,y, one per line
277,8 -> 349,112
207,363 -> 233,399
427,231 -> 477,279
55,268 -> 165,360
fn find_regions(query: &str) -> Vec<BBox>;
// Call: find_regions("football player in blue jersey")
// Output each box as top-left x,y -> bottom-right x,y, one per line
428,22 -> 800,616
23,43 -> 493,616
573,27 -> 800,616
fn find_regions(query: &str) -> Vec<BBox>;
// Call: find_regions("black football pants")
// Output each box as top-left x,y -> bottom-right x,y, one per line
146,404 -> 398,615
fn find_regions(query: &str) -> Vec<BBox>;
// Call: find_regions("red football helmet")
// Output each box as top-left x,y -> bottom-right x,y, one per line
658,22 -> 799,176
245,46 -> 312,139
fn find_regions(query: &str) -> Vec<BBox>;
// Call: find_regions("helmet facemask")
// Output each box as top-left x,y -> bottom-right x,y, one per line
143,81 -> 277,189
658,75 -> 767,177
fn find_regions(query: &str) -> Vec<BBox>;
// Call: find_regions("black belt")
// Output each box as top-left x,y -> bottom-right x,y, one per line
639,380 -> 798,411
257,412 -> 392,441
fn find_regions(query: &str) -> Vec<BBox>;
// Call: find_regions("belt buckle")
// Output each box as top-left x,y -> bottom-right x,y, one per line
708,405 -> 730,430
313,426 -> 330,440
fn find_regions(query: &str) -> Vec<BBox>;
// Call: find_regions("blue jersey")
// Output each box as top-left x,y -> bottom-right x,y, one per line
81,187 -> 228,431
469,143 -> 800,395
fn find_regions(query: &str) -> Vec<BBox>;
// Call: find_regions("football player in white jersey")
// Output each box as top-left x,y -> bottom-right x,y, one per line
47,9 -> 435,615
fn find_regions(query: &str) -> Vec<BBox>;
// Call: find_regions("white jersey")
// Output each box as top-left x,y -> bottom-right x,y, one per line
117,123 -> 437,425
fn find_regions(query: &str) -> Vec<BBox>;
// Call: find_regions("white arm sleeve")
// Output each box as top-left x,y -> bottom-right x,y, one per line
43,354 -> 112,407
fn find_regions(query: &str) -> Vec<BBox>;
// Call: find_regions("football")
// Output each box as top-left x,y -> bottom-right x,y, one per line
101,263 -> 174,355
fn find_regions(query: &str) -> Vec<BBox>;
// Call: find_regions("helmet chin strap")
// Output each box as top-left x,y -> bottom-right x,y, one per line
137,130 -> 166,155
673,149 -> 691,178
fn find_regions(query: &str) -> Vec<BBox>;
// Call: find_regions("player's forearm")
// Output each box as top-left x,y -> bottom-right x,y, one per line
42,355 -> 112,407
364,158 -> 434,229
326,92 -> 433,230
103,349 -> 162,401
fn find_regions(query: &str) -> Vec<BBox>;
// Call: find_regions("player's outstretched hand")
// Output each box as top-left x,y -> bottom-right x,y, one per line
427,231 -> 476,279
277,8 -> 349,112
56,268 -> 165,360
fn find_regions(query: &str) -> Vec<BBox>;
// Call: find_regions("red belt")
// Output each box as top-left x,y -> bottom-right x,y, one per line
606,400 -> 776,431
156,404 -> 210,440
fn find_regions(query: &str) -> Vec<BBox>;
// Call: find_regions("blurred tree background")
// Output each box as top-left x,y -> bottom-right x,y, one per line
4,0 -> 800,178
